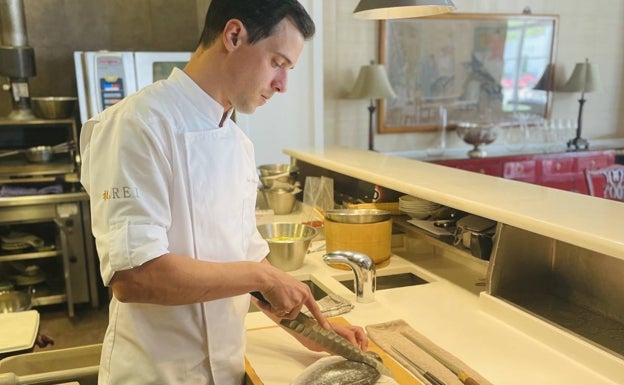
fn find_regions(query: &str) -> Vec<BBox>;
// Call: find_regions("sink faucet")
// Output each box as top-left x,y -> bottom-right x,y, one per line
323,251 -> 376,303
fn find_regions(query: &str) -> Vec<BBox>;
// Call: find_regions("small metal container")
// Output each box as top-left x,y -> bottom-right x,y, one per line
24,146 -> 53,163
0,289 -> 32,313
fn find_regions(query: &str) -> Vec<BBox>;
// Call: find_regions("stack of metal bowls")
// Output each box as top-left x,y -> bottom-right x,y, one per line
257,223 -> 318,271
258,164 -> 299,214
258,164 -> 298,189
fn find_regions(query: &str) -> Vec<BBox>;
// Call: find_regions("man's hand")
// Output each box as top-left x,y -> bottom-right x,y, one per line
280,320 -> 368,353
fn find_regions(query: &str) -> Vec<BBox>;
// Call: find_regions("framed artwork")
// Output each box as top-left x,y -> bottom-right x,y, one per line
378,13 -> 559,133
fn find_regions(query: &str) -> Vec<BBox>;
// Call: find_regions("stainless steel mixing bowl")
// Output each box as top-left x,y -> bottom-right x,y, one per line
31,97 -> 77,119
257,223 -> 318,271
262,188 -> 297,215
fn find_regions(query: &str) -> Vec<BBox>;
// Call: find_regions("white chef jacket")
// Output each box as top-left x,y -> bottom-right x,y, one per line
80,67 -> 269,385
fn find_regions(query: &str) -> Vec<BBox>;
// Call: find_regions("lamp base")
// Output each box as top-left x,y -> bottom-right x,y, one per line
566,136 -> 589,151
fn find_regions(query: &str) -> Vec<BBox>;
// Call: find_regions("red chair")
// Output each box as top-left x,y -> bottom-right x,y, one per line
584,164 -> 624,201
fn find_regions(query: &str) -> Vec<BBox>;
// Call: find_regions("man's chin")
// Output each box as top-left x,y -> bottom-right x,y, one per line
233,104 -> 257,115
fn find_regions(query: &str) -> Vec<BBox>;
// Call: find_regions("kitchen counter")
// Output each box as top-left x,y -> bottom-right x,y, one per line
245,147 -> 624,385
283,146 -> 623,260
245,234 -> 622,385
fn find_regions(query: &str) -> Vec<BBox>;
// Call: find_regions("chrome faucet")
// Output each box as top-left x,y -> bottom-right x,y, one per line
323,251 -> 376,303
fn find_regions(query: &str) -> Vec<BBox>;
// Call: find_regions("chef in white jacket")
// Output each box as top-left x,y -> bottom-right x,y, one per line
80,1 -> 367,384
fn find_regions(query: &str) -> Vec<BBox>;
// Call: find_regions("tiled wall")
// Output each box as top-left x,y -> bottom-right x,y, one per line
324,0 -> 624,153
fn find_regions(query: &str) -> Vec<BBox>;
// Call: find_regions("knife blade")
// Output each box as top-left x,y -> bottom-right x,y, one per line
250,291 -> 392,377
400,331 -> 481,385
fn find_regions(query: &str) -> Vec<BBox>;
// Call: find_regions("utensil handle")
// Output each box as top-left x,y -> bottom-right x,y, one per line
424,371 -> 446,385
458,372 -> 481,385
250,291 -> 269,304
0,150 -> 21,158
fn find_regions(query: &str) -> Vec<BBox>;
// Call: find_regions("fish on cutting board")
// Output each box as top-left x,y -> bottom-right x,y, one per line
291,356 -> 399,385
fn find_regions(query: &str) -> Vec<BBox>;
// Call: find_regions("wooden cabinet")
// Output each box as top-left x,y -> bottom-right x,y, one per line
433,150 -> 616,194
503,159 -> 537,183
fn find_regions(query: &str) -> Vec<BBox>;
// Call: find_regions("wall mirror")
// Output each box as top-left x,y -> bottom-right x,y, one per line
378,13 -> 559,133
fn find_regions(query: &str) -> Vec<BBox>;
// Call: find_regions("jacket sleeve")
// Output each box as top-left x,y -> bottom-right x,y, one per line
81,110 -> 172,285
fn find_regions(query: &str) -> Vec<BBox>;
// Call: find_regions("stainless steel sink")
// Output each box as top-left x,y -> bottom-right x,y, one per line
301,279 -> 330,301
248,279 -> 329,313
339,272 -> 428,292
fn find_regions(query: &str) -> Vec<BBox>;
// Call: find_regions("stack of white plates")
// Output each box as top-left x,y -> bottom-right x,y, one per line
399,195 -> 442,219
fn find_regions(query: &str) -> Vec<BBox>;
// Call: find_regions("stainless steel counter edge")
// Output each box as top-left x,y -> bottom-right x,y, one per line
0,192 -> 90,207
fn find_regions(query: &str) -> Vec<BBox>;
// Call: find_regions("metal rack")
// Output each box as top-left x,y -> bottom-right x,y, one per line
0,118 -> 98,316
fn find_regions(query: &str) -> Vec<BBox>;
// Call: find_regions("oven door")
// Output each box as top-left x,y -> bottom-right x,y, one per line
74,51 -> 137,123
133,51 -> 191,90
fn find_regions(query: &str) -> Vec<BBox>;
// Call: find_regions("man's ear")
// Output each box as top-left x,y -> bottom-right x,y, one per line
222,19 -> 246,51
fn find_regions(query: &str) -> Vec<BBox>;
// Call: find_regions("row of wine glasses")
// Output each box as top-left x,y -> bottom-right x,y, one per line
501,115 -> 578,153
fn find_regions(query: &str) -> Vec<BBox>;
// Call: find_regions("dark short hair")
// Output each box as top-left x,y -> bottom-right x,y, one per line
198,0 -> 315,47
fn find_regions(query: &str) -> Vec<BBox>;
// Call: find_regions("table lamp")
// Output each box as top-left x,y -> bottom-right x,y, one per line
533,64 -> 554,91
353,0 -> 456,19
349,62 -> 396,151
559,58 -> 601,151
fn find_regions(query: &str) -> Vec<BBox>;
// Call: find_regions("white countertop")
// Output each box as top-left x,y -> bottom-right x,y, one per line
283,146 -> 624,260
245,237 -> 623,385
247,157 -> 624,384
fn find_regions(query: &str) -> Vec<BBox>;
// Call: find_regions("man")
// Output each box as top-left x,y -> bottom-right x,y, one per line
80,1 -> 367,384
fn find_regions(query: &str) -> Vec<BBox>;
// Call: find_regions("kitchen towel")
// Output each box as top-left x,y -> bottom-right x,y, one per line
0,184 -> 63,197
367,319 -> 493,385
303,293 -> 354,318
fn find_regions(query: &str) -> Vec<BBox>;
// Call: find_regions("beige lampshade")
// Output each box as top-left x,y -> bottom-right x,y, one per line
349,64 -> 397,100
560,58 -> 602,93
533,64 -> 554,91
353,0 -> 456,20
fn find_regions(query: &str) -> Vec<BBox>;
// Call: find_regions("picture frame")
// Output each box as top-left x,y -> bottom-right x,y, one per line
378,13 -> 559,133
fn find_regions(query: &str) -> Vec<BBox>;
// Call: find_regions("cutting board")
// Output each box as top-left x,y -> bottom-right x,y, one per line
245,317 -> 419,385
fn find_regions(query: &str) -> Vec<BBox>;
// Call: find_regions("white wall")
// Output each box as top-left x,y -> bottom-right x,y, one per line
323,0 -> 624,153
194,0 -> 324,166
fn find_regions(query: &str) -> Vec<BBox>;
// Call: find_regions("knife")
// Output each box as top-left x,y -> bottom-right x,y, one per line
391,346 -> 445,385
250,291 -> 392,377
400,331 -> 481,385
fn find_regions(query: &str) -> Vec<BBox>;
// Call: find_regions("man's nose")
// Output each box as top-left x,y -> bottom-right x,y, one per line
271,71 -> 288,93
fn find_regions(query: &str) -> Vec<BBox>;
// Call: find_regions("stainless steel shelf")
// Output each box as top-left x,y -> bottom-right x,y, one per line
32,293 -> 67,307
0,249 -> 60,262
0,192 -> 89,208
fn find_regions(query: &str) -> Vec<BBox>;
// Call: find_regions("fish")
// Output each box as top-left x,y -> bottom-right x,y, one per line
290,356 -> 381,385
280,313 -> 393,377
